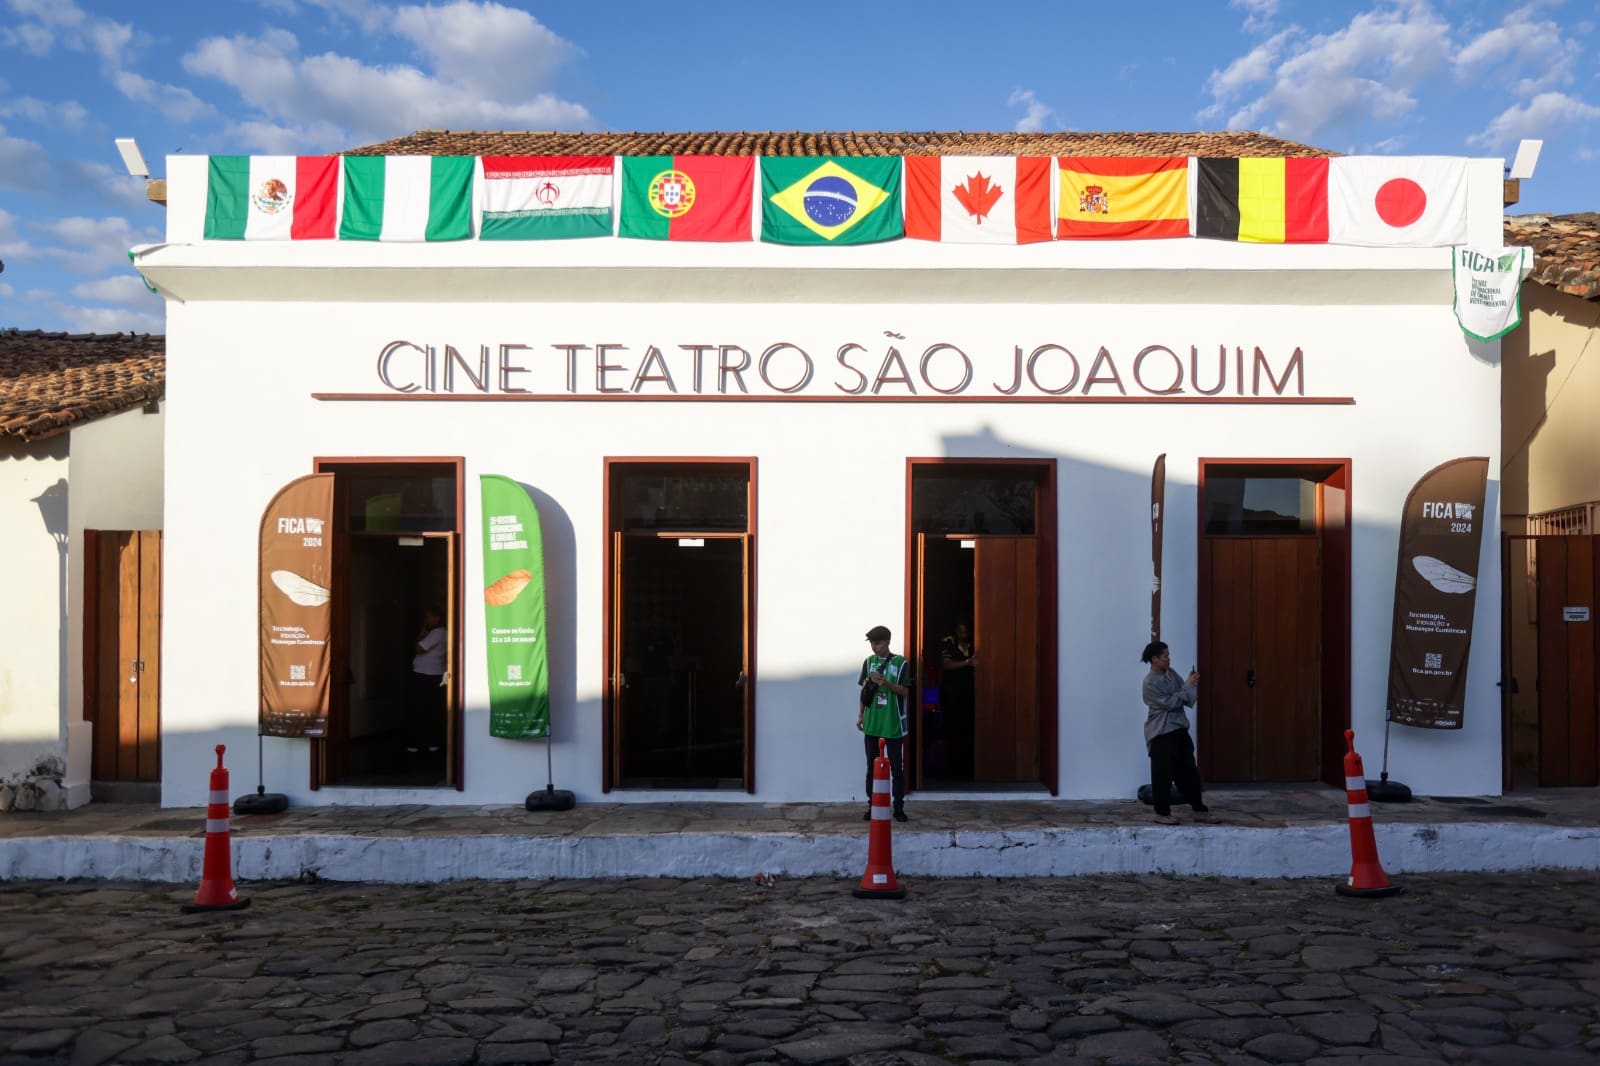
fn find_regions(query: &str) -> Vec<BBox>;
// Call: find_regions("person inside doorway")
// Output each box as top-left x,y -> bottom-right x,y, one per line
1139,640 -> 1209,824
408,607 -> 447,756
939,621 -> 977,780
857,625 -> 912,822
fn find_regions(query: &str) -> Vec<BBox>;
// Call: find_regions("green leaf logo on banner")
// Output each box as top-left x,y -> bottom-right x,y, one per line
479,475 -> 550,739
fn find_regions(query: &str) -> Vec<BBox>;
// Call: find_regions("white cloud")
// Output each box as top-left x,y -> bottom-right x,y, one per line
56,303 -> 163,334
1231,0 -> 1280,34
1456,5 -> 1581,95
2,0 -> 212,125
1203,3 -> 1454,139
39,215 -> 160,274
62,160 -> 155,209
391,1 -> 577,99
0,96 -> 88,131
1009,89 -> 1056,133
0,125 -> 51,191
183,7 -> 591,149
1469,91 -> 1600,150
70,274 -> 155,305
0,282 -> 13,298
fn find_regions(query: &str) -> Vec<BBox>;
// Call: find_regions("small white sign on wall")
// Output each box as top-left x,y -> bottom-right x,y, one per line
1563,606 -> 1591,623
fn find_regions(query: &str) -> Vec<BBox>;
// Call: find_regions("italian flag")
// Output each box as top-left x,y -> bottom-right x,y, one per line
204,156 -> 338,240
339,155 -> 474,242
481,156 -> 614,240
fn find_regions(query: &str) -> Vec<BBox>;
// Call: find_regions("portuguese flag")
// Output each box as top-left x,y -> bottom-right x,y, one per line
620,156 -> 753,241
1194,158 -> 1330,243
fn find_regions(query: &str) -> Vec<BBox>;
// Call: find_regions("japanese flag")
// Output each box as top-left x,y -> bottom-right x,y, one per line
1328,157 -> 1468,247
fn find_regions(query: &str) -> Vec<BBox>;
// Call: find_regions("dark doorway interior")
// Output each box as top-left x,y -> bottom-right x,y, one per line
920,537 -> 974,784
616,536 -> 746,787
338,534 -> 449,787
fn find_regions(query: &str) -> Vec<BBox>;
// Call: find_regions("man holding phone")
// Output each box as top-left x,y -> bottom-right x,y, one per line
857,625 -> 912,822
1139,640 -> 1209,824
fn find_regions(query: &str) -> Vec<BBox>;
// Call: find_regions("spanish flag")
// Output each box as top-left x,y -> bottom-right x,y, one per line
1194,158 -> 1329,243
1056,157 -> 1188,239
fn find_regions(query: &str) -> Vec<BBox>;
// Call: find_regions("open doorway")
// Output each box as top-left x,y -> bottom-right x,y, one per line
605,460 -> 755,791
315,459 -> 462,789
909,460 -> 1057,793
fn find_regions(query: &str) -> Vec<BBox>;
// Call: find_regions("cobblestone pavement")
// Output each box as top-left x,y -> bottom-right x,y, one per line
2,873 -> 1598,1066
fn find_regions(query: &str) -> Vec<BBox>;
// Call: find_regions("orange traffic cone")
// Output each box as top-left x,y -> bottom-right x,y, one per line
182,745 -> 251,913
1336,730 -> 1402,899
853,739 -> 906,900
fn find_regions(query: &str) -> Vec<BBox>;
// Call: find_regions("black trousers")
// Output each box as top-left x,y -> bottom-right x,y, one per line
863,734 -> 906,806
1148,729 -> 1204,814
407,671 -> 446,750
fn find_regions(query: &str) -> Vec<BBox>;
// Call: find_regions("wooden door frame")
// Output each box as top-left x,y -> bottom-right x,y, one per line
1196,458 -> 1351,787
904,458 -> 1059,794
310,456 -> 466,791
601,457 -> 758,793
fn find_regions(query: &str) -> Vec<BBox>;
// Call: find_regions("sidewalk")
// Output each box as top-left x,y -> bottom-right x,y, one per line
2,786 -> 1598,884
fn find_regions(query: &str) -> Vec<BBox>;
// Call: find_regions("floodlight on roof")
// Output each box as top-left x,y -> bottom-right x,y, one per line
115,138 -> 149,178
1509,140 -> 1542,181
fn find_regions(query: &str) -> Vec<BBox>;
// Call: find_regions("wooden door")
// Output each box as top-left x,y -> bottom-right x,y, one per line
86,530 -> 161,782
973,537 -> 1040,782
1536,535 -> 1600,786
1203,537 -> 1320,781
439,532 -> 459,786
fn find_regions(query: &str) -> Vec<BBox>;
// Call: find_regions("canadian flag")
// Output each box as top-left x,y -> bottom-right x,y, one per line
1328,157 -> 1468,248
904,156 -> 1053,244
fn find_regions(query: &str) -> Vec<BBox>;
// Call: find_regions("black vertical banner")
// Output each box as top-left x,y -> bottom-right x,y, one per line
1385,457 -> 1490,729
1151,453 -> 1166,643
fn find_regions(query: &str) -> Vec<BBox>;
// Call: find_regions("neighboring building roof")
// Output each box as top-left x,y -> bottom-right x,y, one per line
0,331 -> 165,442
1505,213 -> 1600,300
349,129 -> 1335,159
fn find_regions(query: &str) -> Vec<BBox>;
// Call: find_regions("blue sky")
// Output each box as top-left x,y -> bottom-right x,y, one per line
1,0 -> 1595,334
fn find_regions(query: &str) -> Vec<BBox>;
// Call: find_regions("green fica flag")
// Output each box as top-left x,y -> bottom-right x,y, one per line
761,157 -> 902,245
479,475 -> 550,739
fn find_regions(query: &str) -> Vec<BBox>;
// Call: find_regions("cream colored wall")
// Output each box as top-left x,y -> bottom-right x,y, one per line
1503,284 -> 1600,518
0,436 -> 70,782
61,403 -> 165,804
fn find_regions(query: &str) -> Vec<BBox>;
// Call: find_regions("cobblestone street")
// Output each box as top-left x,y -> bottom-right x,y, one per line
3,873 -> 1598,1065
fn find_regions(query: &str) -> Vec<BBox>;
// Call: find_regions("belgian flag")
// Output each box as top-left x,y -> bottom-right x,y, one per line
1194,158 -> 1329,243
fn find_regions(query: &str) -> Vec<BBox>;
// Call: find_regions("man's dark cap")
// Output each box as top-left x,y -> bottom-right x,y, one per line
865,625 -> 892,642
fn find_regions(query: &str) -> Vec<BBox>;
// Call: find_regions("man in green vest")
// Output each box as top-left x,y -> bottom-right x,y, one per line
856,624 -> 912,822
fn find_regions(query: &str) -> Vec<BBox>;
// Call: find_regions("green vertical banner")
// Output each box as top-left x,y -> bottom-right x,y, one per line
479,475 -> 550,739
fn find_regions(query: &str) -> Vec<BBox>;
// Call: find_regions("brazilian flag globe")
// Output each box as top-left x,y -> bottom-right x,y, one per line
761,157 -> 903,245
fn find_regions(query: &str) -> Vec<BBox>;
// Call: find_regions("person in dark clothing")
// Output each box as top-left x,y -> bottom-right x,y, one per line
938,622 -> 976,780
1140,640 -> 1209,824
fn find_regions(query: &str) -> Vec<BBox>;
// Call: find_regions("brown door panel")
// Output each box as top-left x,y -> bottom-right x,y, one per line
973,539 -> 1017,781
1537,538 -> 1573,784
1251,539 -> 1320,781
1205,539 -> 1256,781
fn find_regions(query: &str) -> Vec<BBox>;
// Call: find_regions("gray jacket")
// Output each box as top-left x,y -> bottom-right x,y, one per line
1141,667 -> 1197,752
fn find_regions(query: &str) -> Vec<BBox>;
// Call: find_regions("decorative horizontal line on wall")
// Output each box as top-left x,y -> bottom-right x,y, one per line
311,392 -> 1356,405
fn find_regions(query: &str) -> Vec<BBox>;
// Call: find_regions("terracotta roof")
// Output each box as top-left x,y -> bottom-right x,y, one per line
348,129 -> 1335,158
0,331 -> 165,442
1504,213 -> 1600,300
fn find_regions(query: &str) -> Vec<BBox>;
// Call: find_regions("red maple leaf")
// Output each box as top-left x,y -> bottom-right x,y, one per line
952,172 -> 1004,223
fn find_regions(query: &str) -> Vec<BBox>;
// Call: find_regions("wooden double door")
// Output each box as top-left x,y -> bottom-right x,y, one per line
1526,535 -> 1599,786
84,530 -> 162,784
1201,537 -> 1322,781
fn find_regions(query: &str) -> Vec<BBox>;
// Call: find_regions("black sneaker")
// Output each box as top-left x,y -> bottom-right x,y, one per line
893,806 -> 908,822
862,808 -> 872,821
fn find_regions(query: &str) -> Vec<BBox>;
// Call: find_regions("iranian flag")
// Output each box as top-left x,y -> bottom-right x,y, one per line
1328,157 -> 1468,247
482,156 -> 614,240
204,156 -> 338,240
619,155 -> 753,241
339,155 -> 474,241
904,156 -> 1053,244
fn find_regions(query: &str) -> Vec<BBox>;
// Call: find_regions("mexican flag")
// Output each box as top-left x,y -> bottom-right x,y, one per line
619,156 -> 753,241
204,155 -> 338,240
481,156 -> 613,240
339,155 -> 474,241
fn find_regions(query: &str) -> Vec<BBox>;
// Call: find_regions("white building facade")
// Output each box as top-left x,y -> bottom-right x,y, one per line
136,137 -> 1507,809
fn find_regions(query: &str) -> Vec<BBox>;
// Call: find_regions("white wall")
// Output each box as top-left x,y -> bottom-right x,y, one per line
156,294 -> 1502,807
61,403 -> 165,803
0,436 -> 69,781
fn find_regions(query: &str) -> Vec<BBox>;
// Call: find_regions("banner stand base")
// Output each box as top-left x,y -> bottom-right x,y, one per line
526,785 -> 575,812
1366,776 -> 1413,803
234,790 -> 289,815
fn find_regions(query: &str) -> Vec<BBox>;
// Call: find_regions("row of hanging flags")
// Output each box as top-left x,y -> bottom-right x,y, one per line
203,153 -> 1473,248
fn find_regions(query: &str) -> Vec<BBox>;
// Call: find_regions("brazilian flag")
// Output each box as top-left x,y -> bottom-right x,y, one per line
761,157 -> 903,245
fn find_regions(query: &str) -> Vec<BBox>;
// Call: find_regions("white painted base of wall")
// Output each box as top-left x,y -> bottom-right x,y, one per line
4,823 -> 1597,884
